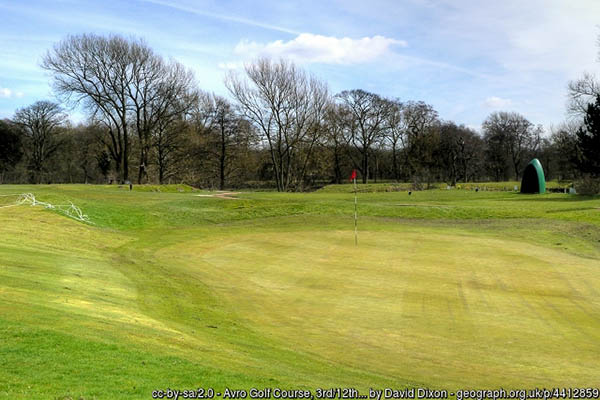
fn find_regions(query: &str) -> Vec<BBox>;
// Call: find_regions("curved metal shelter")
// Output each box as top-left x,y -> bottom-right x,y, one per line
520,158 -> 546,194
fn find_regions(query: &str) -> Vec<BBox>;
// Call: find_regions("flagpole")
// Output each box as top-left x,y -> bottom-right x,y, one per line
354,176 -> 358,246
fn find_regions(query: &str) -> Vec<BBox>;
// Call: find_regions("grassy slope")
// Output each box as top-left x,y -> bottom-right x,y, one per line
0,184 -> 599,398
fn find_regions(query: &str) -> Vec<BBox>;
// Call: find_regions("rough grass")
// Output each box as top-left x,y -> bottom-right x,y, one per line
0,184 -> 599,398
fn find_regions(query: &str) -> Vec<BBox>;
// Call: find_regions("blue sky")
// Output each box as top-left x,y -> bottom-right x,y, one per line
1,0 -> 599,132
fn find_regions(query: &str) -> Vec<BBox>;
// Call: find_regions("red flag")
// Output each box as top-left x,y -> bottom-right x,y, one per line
349,169 -> 357,181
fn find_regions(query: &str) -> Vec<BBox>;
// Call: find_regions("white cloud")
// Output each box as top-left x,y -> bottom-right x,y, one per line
431,0 -> 600,77
484,96 -> 512,108
466,124 -> 482,133
0,87 -> 24,98
234,33 -> 407,64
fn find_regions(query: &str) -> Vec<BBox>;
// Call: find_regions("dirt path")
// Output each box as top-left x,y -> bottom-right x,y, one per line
195,191 -> 240,200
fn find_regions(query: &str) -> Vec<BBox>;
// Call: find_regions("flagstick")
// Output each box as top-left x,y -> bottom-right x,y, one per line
354,176 -> 358,246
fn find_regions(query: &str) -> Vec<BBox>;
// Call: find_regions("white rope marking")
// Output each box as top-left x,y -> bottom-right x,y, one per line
0,193 -> 92,224
0,194 -> 22,209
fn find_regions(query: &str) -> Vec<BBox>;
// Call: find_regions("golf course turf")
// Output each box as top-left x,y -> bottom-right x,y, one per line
0,184 -> 599,398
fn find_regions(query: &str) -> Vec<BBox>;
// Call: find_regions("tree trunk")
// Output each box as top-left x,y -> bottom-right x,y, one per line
219,126 -> 226,190
392,145 -> 398,181
137,150 -> 145,184
362,150 -> 368,184
333,148 -> 341,184
514,160 -> 521,181
122,119 -> 129,183
374,152 -> 379,183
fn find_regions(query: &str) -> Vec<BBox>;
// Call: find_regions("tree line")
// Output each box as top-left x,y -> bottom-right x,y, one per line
0,33 -> 598,191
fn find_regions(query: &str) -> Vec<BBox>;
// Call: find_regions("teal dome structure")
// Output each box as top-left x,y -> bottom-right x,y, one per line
520,158 -> 546,194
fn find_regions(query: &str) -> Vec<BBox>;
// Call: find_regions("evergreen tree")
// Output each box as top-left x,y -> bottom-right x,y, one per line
0,120 -> 23,174
575,95 -> 600,177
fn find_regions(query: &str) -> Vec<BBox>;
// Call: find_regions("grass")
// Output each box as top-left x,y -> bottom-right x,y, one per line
0,184 -> 599,398
317,180 -> 571,193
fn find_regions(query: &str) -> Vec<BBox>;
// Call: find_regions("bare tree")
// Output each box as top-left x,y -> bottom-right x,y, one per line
566,34 -> 600,118
401,101 -> 439,184
193,93 -> 256,189
438,122 -> 483,184
13,101 -> 66,183
226,58 -> 329,191
482,111 -> 540,180
153,118 -> 189,184
129,56 -> 197,183
42,34 -> 196,184
568,72 -> 600,118
385,99 -> 407,181
322,103 -> 348,184
458,127 -> 485,183
41,34 -> 137,182
548,121 -> 580,180
57,123 -> 104,183
336,89 -> 392,183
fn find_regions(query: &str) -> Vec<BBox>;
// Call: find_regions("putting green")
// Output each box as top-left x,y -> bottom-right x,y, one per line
158,228 -> 600,388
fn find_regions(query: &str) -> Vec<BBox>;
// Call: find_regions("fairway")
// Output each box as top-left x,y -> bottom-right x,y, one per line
1,185 -> 600,398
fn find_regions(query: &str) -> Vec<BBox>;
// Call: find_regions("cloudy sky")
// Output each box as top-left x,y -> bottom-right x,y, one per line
1,0 -> 599,131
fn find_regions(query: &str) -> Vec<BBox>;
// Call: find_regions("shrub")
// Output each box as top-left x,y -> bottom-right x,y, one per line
574,175 -> 600,195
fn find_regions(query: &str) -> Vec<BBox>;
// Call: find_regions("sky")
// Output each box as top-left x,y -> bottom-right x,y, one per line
1,0 -> 599,132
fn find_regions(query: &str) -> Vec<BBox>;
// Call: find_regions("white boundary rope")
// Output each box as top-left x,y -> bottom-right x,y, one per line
0,193 -> 92,224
